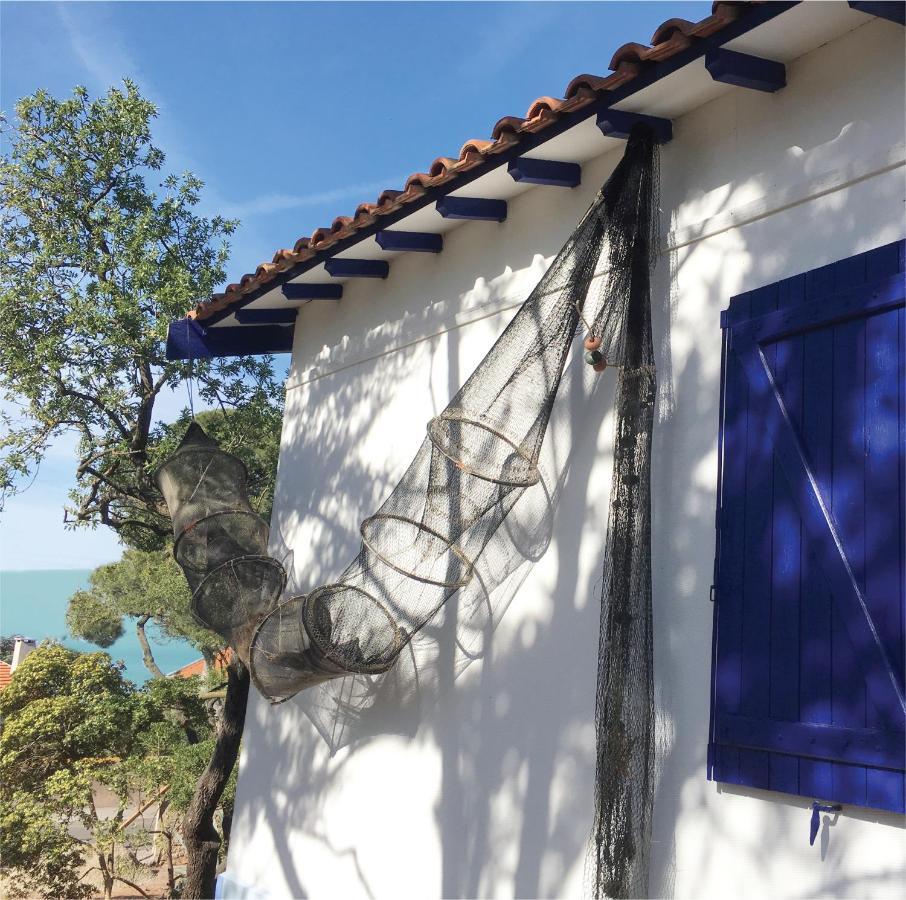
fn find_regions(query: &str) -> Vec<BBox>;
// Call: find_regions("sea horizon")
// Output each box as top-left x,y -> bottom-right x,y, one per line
0,568 -> 199,683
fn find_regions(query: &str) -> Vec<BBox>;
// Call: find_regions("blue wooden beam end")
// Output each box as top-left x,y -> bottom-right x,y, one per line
596,109 -> 673,144
166,318 -> 294,360
375,230 -> 443,253
507,157 -> 581,188
848,1 -> 905,25
436,196 -> 508,222
282,282 -> 343,301
705,48 -> 786,92
324,258 -> 389,279
234,308 -> 298,325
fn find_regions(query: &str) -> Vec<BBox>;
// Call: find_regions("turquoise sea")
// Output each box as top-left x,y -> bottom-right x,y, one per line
0,569 -> 199,683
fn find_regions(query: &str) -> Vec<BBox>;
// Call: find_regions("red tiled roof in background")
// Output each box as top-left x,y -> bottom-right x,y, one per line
191,1 -> 763,322
170,648 -> 232,679
0,661 -> 12,691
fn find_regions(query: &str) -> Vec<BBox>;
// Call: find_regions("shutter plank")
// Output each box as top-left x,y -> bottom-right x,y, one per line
713,291 -> 753,784
798,268 -> 836,800
770,274 -> 806,795
739,284 -> 779,790
864,244 -> 906,812
830,256 -> 869,807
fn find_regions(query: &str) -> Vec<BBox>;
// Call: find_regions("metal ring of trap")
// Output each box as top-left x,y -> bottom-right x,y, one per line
189,553 -> 286,633
360,513 -> 474,588
427,412 -> 540,487
248,595 -> 308,705
173,509 -> 270,574
301,584 -> 404,675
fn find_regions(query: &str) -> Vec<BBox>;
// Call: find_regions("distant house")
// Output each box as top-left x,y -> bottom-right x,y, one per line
0,660 -> 11,692
167,3 -> 905,898
0,637 -> 36,691
168,649 -> 232,681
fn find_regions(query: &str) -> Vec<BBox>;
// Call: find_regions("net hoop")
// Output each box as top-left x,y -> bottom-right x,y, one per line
360,513 -> 474,588
173,509 -> 269,573
189,553 -> 286,630
248,594 -> 309,705
302,584 -> 404,674
427,412 -> 540,487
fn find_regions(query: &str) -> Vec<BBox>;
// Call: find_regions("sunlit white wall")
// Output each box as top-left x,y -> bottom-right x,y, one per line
227,18 -> 905,900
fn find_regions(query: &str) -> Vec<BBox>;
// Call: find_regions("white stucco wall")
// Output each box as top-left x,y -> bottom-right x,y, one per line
226,17 -> 906,900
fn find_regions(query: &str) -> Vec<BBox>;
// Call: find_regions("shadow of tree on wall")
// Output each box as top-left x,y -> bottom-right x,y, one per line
230,111 -> 905,898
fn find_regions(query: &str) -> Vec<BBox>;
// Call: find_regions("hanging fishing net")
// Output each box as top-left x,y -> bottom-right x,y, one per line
158,125 -> 660,898
585,126 -> 659,900
155,422 -> 287,658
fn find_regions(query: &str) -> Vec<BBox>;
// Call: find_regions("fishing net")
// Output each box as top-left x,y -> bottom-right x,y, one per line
155,422 -> 287,658
158,125 -> 660,898
585,127 -> 659,900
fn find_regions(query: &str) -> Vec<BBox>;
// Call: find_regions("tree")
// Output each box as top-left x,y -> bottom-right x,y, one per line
0,635 -> 15,664
0,83 -> 284,898
0,82 -> 281,547
0,644 -> 211,900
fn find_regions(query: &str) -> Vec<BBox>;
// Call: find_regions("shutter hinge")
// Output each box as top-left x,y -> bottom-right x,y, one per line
709,584 -> 717,603
719,309 -> 729,330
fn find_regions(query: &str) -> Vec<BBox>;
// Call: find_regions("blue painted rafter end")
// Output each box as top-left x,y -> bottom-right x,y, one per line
705,47 -> 786,92
507,157 -> 581,188
436,196 -> 508,222
375,230 -> 443,253
324,258 -> 389,279
848,1 -> 905,25
166,318 -> 294,360
596,108 -> 673,144
282,282 -> 343,300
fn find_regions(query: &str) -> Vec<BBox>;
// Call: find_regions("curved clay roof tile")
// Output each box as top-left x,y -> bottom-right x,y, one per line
377,188 -> 404,208
309,227 -> 336,248
292,236 -> 311,253
651,17 -> 697,44
525,96 -> 565,120
254,263 -> 279,284
565,73 -> 611,98
404,172 -> 434,194
273,248 -> 299,269
609,42 -> 652,70
459,138 -> 495,158
491,115 -> 525,142
430,157 -> 459,177
330,216 -> 354,234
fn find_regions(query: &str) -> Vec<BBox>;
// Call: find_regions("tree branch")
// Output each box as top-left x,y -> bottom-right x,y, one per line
135,615 -> 165,679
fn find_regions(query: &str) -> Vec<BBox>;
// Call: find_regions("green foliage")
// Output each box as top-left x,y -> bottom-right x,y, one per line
0,644 -> 212,898
0,634 -> 15,663
1,788 -> 92,899
67,546 -> 223,658
0,81 -> 282,548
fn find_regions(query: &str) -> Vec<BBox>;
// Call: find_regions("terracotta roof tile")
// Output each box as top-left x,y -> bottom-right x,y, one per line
190,1 -> 766,322
0,660 -> 11,691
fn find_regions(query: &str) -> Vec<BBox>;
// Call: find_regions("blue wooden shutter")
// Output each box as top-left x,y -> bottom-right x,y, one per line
708,240 -> 906,813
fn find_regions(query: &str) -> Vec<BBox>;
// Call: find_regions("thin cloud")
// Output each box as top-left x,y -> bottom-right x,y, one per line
455,4 -> 560,83
219,177 -> 409,220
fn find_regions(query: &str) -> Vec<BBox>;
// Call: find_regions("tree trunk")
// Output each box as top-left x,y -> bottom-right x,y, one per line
181,659 -> 249,899
136,614 -> 166,678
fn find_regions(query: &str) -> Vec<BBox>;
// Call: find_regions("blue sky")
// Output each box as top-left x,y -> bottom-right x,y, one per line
0,0 -> 710,570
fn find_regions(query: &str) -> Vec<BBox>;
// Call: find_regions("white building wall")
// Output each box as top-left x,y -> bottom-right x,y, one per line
227,18 -> 906,900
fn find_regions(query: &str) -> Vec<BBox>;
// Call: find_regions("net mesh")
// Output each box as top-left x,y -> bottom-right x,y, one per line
155,422 -> 286,659
585,126 -> 659,900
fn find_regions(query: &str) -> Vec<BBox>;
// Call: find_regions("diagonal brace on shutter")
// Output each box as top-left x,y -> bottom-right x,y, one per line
732,290 -> 906,726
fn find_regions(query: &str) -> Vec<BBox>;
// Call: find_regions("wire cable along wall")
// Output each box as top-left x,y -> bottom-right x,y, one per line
158,125 -> 660,900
